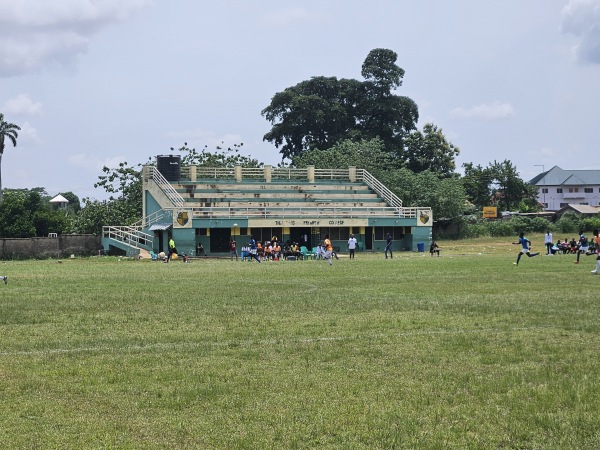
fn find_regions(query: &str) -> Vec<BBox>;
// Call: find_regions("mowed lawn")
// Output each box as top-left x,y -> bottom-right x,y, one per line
1,236 -> 599,449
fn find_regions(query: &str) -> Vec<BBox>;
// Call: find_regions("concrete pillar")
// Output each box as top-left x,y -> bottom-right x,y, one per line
264,165 -> 272,183
349,166 -> 357,182
190,165 -> 197,182
307,165 -> 315,183
235,165 -> 242,182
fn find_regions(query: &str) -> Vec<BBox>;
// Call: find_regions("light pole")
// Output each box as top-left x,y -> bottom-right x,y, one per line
534,165 -> 545,209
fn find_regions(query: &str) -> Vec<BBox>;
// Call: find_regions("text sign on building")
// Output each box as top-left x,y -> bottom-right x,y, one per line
483,206 -> 497,219
248,219 -> 369,228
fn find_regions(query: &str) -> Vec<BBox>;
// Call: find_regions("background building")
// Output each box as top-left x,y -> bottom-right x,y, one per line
530,166 -> 600,211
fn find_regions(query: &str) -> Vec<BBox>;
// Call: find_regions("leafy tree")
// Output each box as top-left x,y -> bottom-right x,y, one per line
489,160 -> 538,212
262,48 -> 419,160
177,142 -> 262,168
291,138 -> 397,175
462,160 -> 537,212
462,162 -> 494,208
0,189 -> 71,237
403,123 -> 459,176
0,113 -> 21,202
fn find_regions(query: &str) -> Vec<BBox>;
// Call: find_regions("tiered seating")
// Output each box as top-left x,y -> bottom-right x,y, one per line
173,180 -> 389,209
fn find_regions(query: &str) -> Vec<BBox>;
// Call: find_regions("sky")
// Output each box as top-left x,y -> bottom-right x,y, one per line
1,0 -> 600,201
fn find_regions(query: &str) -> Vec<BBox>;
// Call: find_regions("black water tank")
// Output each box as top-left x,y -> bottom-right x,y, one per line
156,155 -> 181,181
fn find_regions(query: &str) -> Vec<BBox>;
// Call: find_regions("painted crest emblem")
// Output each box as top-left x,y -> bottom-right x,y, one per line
419,211 -> 430,225
177,211 -> 189,226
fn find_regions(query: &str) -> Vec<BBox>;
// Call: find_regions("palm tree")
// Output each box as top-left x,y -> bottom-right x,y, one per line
0,113 -> 21,202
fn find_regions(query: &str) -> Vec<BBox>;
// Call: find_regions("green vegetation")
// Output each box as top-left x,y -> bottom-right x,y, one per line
1,238 -> 599,448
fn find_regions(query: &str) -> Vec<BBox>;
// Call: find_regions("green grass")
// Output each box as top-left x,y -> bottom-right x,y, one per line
1,235 -> 600,449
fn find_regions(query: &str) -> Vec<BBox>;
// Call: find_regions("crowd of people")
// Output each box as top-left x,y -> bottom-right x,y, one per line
233,235 -> 340,264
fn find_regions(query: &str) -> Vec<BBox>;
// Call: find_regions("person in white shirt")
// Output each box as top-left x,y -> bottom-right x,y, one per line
544,230 -> 553,255
348,234 -> 358,259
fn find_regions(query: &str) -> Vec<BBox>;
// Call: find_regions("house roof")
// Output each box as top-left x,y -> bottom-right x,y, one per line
557,204 -> 600,215
530,166 -> 600,186
49,194 -> 69,203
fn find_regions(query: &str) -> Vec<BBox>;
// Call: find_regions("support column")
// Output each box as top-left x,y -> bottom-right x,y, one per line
264,165 -> 272,183
307,165 -> 315,183
235,165 -> 242,182
190,165 -> 197,182
349,166 -> 356,182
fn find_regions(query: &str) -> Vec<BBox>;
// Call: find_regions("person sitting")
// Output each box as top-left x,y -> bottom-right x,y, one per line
272,243 -> 281,260
283,243 -> 292,260
429,241 -> 441,257
240,244 -> 249,261
264,242 -> 272,261
569,238 -> 578,254
315,244 -> 324,260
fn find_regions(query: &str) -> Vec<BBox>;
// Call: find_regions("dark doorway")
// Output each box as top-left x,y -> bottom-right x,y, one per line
290,227 -> 312,249
364,227 -> 373,250
210,228 -> 230,253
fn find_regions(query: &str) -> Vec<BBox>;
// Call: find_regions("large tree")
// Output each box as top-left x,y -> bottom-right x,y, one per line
403,123 -> 459,176
262,48 -> 419,160
0,113 -> 21,202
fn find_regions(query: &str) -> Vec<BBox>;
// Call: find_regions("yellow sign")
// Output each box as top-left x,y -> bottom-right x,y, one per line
483,206 -> 497,219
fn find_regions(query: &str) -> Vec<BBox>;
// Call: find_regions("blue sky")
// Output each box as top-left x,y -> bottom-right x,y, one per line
1,0 -> 599,200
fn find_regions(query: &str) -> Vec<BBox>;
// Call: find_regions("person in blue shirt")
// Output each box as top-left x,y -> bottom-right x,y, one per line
512,232 -> 540,265
384,233 -> 393,259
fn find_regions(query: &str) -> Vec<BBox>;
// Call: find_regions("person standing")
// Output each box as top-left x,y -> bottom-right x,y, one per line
575,229 -> 589,264
384,233 -> 393,259
229,238 -> 238,261
348,234 -> 357,259
512,232 -> 540,265
591,229 -> 600,274
166,236 -> 177,262
323,235 -> 333,266
544,230 -> 553,255
248,236 -> 261,263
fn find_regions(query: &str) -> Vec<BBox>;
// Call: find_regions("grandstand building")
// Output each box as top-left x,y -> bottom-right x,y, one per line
102,156 -> 433,257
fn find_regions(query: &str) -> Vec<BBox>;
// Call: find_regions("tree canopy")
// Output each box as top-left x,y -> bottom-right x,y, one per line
262,48 -> 419,161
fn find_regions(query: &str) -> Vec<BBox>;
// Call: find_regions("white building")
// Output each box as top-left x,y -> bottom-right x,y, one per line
529,166 -> 600,211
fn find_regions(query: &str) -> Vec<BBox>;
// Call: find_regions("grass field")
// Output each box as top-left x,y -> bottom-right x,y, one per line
1,235 -> 599,449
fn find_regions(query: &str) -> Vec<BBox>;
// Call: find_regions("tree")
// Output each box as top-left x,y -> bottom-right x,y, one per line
0,113 -> 21,202
461,160 -> 537,212
262,48 -> 419,160
403,123 -> 459,176
0,189 -> 71,237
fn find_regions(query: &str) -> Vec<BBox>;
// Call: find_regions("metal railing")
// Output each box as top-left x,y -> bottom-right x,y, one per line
357,169 -> 403,210
102,225 -> 154,255
146,166 -> 184,208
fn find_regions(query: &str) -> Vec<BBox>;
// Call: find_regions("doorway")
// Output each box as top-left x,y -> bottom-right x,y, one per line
209,228 -> 231,253
364,227 -> 373,250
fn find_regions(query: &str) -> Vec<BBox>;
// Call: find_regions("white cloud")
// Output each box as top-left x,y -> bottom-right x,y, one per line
0,0 -> 153,76
15,121 -> 41,145
2,94 -> 43,116
560,0 -> 600,64
450,101 -> 515,120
